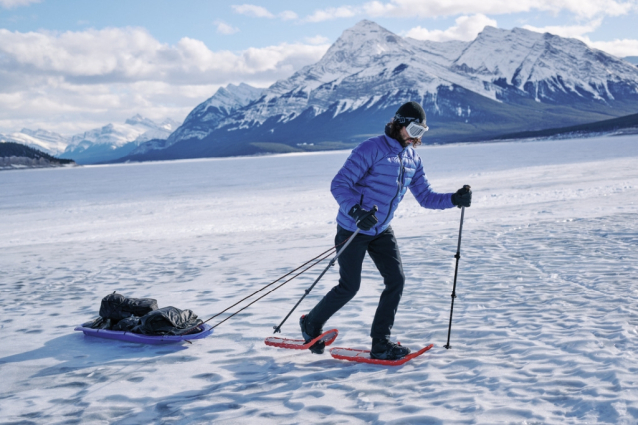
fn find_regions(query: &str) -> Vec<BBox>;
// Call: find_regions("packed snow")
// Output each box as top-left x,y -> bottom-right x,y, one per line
1,135 -> 637,424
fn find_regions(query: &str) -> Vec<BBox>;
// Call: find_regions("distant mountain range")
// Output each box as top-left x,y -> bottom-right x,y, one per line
3,20 -> 638,165
114,20 -> 638,162
0,115 -> 179,164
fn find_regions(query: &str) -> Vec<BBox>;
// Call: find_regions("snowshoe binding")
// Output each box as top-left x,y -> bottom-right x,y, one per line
370,338 -> 411,360
300,314 -> 325,354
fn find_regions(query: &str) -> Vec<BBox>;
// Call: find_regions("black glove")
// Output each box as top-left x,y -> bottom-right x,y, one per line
451,185 -> 472,208
348,205 -> 378,231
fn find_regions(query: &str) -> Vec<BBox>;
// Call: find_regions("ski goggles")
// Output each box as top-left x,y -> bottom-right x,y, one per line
405,121 -> 428,139
394,113 -> 429,139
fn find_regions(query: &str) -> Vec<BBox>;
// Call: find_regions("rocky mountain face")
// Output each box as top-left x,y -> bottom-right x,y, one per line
131,83 -> 263,156
114,20 -> 638,161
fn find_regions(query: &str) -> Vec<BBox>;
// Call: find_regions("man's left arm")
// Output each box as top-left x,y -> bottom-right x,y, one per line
409,157 -> 456,210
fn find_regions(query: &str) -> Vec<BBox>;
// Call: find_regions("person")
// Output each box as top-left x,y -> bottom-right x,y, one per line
300,101 -> 472,360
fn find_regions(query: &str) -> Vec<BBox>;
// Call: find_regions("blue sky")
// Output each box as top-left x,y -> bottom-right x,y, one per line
1,0 -> 638,135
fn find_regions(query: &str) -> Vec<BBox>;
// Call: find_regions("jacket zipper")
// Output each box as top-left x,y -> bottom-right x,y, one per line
375,151 -> 405,235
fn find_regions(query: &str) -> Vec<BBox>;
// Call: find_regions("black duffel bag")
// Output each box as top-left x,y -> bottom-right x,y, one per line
132,306 -> 203,335
99,292 -> 158,321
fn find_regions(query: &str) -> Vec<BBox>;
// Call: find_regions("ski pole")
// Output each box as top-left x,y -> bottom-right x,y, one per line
444,206 -> 466,350
273,227 -> 361,333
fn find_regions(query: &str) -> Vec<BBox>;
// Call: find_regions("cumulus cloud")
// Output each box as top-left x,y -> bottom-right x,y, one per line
522,19 -> 603,39
523,19 -> 638,57
215,20 -> 239,35
305,0 -> 636,21
0,0 -> 40,8
585,38 -> 638,57
405,14 -> 498,42
0,27 -> 330,133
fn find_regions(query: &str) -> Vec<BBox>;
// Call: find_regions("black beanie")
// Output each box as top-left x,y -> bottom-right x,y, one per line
394,102 -> 426,126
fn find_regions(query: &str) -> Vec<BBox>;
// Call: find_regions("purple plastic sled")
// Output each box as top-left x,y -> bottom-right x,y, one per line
74,324 -> 214,345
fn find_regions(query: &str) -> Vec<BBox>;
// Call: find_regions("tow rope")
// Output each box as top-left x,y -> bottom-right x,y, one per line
177,235 -> 354,335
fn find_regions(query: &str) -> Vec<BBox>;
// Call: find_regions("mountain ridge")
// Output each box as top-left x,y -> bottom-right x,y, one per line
114,20 -> 638,162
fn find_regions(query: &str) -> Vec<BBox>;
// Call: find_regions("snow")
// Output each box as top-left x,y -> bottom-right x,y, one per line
67,116 -> 177,150
1,135 -> 638,423
159,83 -> 264,148
188,20 -> 638,141
454,27 -> 638,100
0,129 -> 69,156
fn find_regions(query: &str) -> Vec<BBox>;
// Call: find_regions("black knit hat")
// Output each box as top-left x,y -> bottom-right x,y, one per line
394,101 -> 426,127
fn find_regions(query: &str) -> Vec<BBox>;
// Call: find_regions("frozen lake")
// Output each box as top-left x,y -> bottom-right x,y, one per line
1,135 -> 637,424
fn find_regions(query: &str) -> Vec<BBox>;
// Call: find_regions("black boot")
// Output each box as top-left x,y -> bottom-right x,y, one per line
300,315 -> 325,354
370,338 -> 411,360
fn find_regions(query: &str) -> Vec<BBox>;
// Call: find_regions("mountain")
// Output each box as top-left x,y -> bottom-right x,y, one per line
1,141 -> 75,170
0,129 -> 69,156
624,56 -> 638,65
116,20 -> 638,161
130,83 -> 263,155
59,116 -> 180,164
493,111 -> 638,140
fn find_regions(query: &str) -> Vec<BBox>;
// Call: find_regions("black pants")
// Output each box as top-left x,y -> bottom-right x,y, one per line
306,225 -> 405,340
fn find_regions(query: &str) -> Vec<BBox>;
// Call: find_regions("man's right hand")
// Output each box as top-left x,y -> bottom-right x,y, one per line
451,185 -> 472,208
348,205 -> 378,231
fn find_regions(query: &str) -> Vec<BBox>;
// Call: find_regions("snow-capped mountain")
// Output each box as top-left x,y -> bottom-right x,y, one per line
118,20 -> 638,161
60,116 -> 180,164
0,129 -> 69,156
454,27 -> 638,103
131,83 -> 263,155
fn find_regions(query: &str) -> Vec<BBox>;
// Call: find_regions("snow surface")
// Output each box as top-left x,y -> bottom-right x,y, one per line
1,135 -> 637,424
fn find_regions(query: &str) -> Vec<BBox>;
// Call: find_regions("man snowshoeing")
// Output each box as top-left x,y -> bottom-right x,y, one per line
300,101 -> 472,360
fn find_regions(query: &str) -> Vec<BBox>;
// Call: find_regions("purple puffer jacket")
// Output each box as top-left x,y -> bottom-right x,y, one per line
331,133 -> 454,236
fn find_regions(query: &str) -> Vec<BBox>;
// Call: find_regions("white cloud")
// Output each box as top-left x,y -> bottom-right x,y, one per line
215,20 -> 239,35
232,4 -> 275,18
305,35 -> 330,45
0,27 -> 330,134
521,19 -> 638,57
279,10 -> 298,20
304,6 -> 357,22
405,14 -> 498,42
0,0 -> 40,8
522,19 -> 602,38
585,38 -> 638,57
305,0 -> 636,21
231,4 -> 299,20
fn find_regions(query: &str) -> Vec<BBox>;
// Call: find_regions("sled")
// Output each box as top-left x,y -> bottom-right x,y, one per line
74,323 -> 214,345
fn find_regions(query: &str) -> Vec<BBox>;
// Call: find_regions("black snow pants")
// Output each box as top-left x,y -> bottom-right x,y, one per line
306,225 -> 405,340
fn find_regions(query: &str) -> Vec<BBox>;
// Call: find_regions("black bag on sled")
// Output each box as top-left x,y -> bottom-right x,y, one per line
111,316 -> 141,332
132,306 -> 203,335
99,292 -> 158,321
